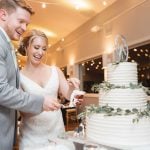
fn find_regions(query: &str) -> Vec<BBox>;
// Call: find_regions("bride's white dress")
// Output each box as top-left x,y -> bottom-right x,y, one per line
19,66 -> 75,150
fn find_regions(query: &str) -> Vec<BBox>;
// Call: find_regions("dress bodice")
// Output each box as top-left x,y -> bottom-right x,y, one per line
20,66 -> 59,98
19,66 -> 73,150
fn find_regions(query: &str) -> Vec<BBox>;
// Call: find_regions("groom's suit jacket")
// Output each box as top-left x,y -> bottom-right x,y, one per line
0,29 -> 44,150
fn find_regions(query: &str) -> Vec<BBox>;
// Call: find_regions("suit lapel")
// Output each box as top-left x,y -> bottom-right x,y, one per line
0,30 -> 20,88
9,45 -> 20,88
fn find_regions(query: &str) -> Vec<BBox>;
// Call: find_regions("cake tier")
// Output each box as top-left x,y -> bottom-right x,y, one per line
107,62 -> 137,86
99,88 -> 147,110
86,114 -> 150,149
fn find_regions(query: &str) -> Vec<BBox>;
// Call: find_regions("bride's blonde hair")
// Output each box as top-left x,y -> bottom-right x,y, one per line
18,29 -> 48,56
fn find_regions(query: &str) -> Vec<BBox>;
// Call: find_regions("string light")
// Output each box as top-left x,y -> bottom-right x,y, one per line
91,63 -> 94,66
131,60 -> 135,62
137,53 -> 140,56
140,49 -> 143,52
141,74 -> 145,78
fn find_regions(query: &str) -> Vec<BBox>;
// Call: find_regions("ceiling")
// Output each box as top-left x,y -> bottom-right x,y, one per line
26,0 -> 117,47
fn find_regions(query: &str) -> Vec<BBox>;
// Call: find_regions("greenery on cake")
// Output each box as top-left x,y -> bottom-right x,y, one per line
91,81 -> 145,93
79,81 -> 149,122
99,81 -> 149,95
78,101 -> 150,123
100,81 -> 145,91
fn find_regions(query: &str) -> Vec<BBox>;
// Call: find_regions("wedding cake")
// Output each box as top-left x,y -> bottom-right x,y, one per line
85,35 -> 150,149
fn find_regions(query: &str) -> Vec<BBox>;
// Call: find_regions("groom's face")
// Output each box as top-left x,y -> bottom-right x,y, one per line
4,7 -> 31,41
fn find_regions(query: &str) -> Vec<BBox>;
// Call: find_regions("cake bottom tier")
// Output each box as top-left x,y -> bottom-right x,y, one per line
86,114 -> 150,149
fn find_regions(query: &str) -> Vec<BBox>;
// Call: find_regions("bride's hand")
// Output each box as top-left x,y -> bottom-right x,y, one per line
67,78 -> 80,89
74,94 -> 84,105
43,96 -> 61,111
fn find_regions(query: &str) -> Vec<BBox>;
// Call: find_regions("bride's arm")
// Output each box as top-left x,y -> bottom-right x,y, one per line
56,67 -> 80,100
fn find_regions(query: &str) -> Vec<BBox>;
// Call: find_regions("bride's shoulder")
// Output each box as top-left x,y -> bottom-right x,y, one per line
44,65 -> 61,75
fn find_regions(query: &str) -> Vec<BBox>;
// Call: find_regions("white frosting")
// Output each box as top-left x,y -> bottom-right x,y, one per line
86,114 -> 150,149
86,62 -> 150,149
107,62 -> 137,86
100,88 -> 147,109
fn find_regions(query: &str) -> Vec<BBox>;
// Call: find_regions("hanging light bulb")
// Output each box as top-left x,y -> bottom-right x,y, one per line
42,3 -> 46,8
103,1 -> 107,6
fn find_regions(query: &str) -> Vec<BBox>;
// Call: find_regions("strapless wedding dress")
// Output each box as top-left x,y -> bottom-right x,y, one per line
19,66 -> 75,150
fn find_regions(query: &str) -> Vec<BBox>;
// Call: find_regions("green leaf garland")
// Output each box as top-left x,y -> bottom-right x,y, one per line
78,101 -> 150,123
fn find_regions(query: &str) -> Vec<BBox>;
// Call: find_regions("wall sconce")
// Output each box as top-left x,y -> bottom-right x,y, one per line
90,25 -> 102,33
56,47 -> 64,52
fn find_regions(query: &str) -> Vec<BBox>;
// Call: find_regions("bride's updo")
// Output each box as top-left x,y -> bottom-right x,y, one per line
18,29 -> 48,56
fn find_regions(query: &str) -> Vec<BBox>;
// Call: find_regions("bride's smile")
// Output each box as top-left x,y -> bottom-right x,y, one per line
27,36 -> 48,65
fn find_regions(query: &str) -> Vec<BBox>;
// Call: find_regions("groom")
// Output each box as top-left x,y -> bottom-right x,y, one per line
0,0 -> 61,149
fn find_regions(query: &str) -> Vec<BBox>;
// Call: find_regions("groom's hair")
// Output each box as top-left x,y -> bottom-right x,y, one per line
0,0 -> 34,15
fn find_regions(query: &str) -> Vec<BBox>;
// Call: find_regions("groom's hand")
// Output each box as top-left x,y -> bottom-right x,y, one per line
43,95 -> 61,111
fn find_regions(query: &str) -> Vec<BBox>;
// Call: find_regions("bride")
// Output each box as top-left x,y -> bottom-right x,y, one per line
18,29 -> 81,150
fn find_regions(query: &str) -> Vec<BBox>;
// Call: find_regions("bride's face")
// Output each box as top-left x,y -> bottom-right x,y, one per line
27,36 -> 47,65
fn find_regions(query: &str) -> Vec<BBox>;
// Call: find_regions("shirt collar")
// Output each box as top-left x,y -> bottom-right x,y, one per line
0,26 -> 11,43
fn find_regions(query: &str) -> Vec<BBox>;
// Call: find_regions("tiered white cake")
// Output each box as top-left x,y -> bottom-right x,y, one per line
86,62 -> 150,149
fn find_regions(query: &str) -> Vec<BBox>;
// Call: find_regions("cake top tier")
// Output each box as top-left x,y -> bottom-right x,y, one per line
107,62 -> 138,86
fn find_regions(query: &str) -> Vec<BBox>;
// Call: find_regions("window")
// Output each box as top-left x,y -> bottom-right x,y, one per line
79,56 -> 104,93
129,43 -> 150,88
